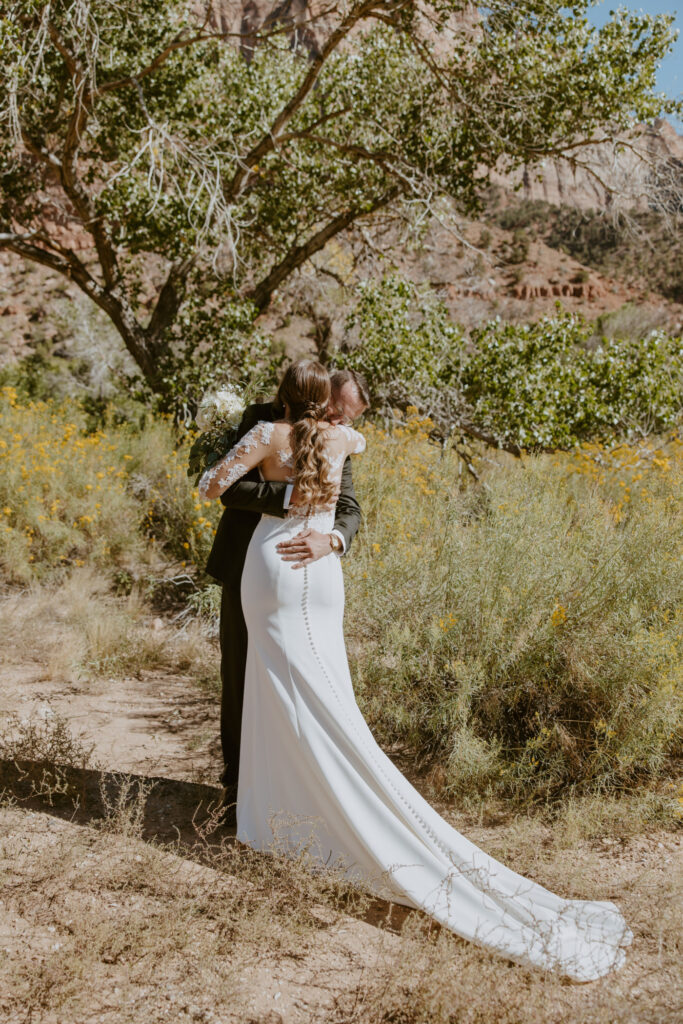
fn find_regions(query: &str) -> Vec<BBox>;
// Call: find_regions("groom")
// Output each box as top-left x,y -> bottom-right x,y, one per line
205,367 -> 370,819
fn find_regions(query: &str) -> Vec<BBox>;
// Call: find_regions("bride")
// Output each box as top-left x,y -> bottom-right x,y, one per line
198,359 -> 632,982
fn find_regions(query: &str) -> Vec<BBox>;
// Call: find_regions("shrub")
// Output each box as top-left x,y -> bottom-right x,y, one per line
338,274 -> 465,394
344,415 -> 683,804
592,302 -> 673,342
464,317 -> 683,448
0,386 -> 221,583
2,388 -> 680,808
335,276 -> 683,449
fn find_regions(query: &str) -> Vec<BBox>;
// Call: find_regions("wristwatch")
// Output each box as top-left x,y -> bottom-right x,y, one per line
329,533 -> 343,554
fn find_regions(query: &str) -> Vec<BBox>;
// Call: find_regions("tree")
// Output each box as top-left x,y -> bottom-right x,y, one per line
0,0 -> 679,404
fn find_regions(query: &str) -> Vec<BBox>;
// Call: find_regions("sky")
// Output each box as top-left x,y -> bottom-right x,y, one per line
585,1 -> 682,130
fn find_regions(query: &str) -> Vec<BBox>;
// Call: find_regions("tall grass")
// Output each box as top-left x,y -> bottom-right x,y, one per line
345,415 -> 682,805
1,388 -> 680,807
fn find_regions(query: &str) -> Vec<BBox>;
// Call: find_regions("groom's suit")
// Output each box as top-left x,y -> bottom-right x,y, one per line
205,400 -> 362,787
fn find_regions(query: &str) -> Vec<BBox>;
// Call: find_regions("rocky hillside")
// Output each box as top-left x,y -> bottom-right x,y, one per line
491,119 -> 683,213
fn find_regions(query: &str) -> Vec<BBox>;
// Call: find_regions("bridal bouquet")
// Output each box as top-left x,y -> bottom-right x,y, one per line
187,383 -> 246,485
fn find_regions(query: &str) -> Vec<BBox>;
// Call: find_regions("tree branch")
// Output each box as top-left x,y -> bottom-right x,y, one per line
279,130 -> 394,166
98,31 -> 223,95
20,130 -> 62,170
246,189 -> 398,311
46,24 -> 119,290
1,237 -> 72,277
227,0 -> 396,201
275,130 -> 422,193
456,417 -> 522,457
96,3 -> 342,94
1,232 -> 104,305
146,254 -> 198,340
1,231 -> 161,385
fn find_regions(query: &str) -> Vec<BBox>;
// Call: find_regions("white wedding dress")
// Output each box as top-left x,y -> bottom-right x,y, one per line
199,421 -> 633,982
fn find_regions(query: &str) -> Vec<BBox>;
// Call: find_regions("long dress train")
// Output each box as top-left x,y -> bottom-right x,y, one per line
236,508 -> 633,983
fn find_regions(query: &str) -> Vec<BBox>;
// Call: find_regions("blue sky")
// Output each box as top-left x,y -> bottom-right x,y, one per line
586,2 -> 682,129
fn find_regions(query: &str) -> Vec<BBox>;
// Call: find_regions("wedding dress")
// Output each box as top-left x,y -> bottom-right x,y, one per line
198,421 -> 633,982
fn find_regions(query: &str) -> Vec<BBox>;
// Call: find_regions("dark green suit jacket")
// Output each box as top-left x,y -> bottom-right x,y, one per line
204,401 -> 362,587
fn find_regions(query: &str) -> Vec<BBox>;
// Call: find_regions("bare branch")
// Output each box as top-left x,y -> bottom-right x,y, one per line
44,24 -> 119,289
102,78 -> 243,269
0,230 -> 41,244
247,189 -> 398,311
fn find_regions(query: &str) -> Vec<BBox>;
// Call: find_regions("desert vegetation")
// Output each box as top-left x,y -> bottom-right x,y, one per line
336,278 -> 683,447
2,2 -> 682,1021
487,198 -> 683,305
1,379 -> 681,813
1,372 -> 681,1020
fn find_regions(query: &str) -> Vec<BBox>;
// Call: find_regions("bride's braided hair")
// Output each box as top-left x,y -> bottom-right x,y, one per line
277,359 -> 337,507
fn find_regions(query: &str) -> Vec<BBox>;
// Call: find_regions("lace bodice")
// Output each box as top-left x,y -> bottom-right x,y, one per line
198,420 -> 365,501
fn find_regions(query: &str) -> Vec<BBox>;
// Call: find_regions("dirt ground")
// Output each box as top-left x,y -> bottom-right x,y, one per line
0,598 -> 681,1024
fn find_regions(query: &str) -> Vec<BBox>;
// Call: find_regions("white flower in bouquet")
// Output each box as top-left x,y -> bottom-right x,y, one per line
196,385 -> 245,431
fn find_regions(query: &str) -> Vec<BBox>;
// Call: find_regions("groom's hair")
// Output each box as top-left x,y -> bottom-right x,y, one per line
329,368 -> 370,409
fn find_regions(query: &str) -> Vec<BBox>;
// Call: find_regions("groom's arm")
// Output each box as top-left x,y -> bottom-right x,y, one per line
218,403 -> 290,519
331,456 -> 362,555
219,479 -> 291,518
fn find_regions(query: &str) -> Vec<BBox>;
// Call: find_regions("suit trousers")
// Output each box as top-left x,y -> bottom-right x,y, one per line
219,580 -> 248,787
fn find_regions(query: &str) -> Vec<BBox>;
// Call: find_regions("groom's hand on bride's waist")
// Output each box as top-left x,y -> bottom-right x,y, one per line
276,529 -> 339,569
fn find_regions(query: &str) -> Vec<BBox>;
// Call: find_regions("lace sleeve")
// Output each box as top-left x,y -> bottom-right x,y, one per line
340,425 -> 366,455
351,429 -> 366,454
197,421 -> 275,500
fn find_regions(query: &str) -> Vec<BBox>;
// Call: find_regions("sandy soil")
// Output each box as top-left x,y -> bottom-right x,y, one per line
1,660 -> 220,786
1,614 -> 681,1024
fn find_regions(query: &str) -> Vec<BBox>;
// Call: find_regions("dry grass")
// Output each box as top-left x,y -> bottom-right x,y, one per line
0,607 -> 681,1024
0,567 -> 218,689
0,788 -> 680,1024
0,745 -> 378,1024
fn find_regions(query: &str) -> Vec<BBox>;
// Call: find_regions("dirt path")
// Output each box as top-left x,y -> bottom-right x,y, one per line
1,595 -> 681,1023
1,660 -> 220,786
0,632 -> 416,1022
